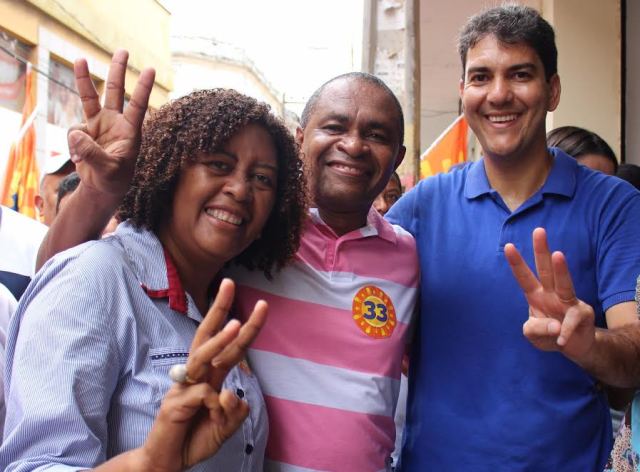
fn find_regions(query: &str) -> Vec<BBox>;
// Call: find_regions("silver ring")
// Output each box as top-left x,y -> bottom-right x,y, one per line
168,364 -> 197,385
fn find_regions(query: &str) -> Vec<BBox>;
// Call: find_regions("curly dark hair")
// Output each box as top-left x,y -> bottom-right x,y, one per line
119,88 -> 307,278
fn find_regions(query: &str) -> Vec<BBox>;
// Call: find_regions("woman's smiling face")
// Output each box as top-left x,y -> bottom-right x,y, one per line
160,123 -> 278,269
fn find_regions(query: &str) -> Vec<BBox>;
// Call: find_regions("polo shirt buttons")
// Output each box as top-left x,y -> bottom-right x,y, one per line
245,443 -> 254,454
236,388 -> 245,398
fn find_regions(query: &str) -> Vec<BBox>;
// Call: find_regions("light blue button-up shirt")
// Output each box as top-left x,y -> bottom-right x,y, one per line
0,222 -> 267,471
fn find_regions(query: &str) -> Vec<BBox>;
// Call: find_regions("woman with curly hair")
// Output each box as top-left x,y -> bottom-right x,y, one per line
0,51 -> 306,471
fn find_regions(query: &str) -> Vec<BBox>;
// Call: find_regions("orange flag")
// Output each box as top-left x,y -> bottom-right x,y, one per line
420,115 -> 468,179
1,65 -> 39,218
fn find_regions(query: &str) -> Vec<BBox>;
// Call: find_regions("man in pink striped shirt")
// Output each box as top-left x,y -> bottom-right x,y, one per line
38,69 -> 416,471
227,73 -> 419,471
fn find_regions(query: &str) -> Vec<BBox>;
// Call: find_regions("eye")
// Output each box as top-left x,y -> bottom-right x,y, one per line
323,123 -> 344,133
468,73 -> 489,84
367,131 -> 389,142
252,173 -> 274,189
385,192 -> 400,204
207,160 -> 231,173
512,71 -> 532,80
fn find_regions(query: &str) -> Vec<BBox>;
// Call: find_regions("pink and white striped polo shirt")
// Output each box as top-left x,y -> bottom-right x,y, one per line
227,208 -> 419,472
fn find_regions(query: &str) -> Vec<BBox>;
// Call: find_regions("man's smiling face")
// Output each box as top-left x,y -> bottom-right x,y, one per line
460,34 -> 560,162
297,77 -> 405,216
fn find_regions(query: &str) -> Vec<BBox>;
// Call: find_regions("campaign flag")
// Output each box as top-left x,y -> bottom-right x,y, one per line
420,115 -> 468,179
1,65 -> 39,218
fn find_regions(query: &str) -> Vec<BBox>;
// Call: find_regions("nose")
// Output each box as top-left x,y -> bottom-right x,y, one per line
337,133 -> 368,158
223,173 -> 252,202
487,76 -> 513,105
373,194 -> 389,215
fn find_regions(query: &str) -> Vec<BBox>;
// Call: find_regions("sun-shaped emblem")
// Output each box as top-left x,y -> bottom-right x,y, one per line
352,285 -> 396,339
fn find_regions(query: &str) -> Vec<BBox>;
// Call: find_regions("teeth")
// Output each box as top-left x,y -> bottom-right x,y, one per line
205,209 -> 242,226
333,164 -> 365,176
488,114 -> 518,123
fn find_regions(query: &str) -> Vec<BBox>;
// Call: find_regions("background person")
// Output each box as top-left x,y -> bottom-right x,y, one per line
374,171 -> 402,215
546,125 -> 618,175
34,152 -> 75,226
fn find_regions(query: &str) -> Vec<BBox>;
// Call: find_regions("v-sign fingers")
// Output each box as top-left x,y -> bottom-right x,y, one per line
123,66 -> 155,130
533,228 -> 555,292
74,58 -> 101,120
552,251 -> 578,306
505,243 -> 541,297
103,49 -> 128,112
190,279 -> 235,352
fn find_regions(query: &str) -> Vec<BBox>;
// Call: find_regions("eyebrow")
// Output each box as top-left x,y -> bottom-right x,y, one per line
466,62 -> 538,75
213,150 -> 278,172
323,113 -> 394,133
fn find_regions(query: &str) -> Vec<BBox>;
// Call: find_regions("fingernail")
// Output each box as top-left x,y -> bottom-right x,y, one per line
70,154 -> 81,163
222,319 -> 240,332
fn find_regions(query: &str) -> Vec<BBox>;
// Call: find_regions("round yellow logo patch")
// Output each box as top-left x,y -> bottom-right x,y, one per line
352,285 -> 396,338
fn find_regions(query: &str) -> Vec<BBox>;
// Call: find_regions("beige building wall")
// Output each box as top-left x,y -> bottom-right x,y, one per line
2,0 -> 172,106
418,0 -> 622,163
0,0 -> 173,190
625,0 -> 639,165
542,0 -> 621,159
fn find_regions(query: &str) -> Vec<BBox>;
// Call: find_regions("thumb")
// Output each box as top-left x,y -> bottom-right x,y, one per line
68,129 -> 108,167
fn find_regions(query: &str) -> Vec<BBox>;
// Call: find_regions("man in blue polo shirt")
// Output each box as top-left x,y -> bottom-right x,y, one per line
387,5 -> 640,471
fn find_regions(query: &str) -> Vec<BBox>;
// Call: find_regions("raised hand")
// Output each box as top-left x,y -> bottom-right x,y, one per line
504,227 -> 596,361
140,279 -> 268,471
68,49 -> 155,201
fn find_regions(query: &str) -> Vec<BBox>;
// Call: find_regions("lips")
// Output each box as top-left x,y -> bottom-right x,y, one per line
486,113 -> 520,123
327,161 -> 370,178
205,208 -> 244,226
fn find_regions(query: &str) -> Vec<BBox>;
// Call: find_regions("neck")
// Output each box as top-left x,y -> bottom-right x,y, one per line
317,207 -> 369,236
157,230 -> 224,314
484,145 -> 553,212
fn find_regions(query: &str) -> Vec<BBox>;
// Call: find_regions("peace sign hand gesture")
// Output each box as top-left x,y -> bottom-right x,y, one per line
69,49 -> 155,202
140,279 -> 267,472
505,227 -> 596,361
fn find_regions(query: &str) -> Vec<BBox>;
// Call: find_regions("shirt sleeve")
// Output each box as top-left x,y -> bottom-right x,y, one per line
0,255 -> 120,471
385,183 -> 421,238
597,187 -> 640,313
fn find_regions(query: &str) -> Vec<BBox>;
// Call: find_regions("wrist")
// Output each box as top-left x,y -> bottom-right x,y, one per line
567,328 -> 600,371
75,182 -> 122,214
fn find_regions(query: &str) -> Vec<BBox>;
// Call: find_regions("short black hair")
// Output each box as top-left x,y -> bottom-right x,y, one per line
458,4 -> 557,80
616,164 -> 640,190
546,126 -> 618,173
300,72 -> 405,144
56,171 -> 80,213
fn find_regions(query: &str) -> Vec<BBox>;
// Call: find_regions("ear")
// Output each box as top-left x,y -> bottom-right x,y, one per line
295,126 -> 304,147
459,78 -> 465,100
547,74 -> 561,112
393,145 -> 406,171
35,194 -> 43,214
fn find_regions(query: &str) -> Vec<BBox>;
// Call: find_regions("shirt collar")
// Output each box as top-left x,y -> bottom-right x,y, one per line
308,207 -> 397,244
117,222 -> 189,315
464,147 -> 577,200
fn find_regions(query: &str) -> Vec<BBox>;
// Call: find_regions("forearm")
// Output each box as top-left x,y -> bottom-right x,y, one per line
36,183 -> 121,270
572,321 -> 640,388
91,448 -> 149,472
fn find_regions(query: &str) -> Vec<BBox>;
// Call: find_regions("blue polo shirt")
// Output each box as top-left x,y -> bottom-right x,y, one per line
386,149 -> 640,471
